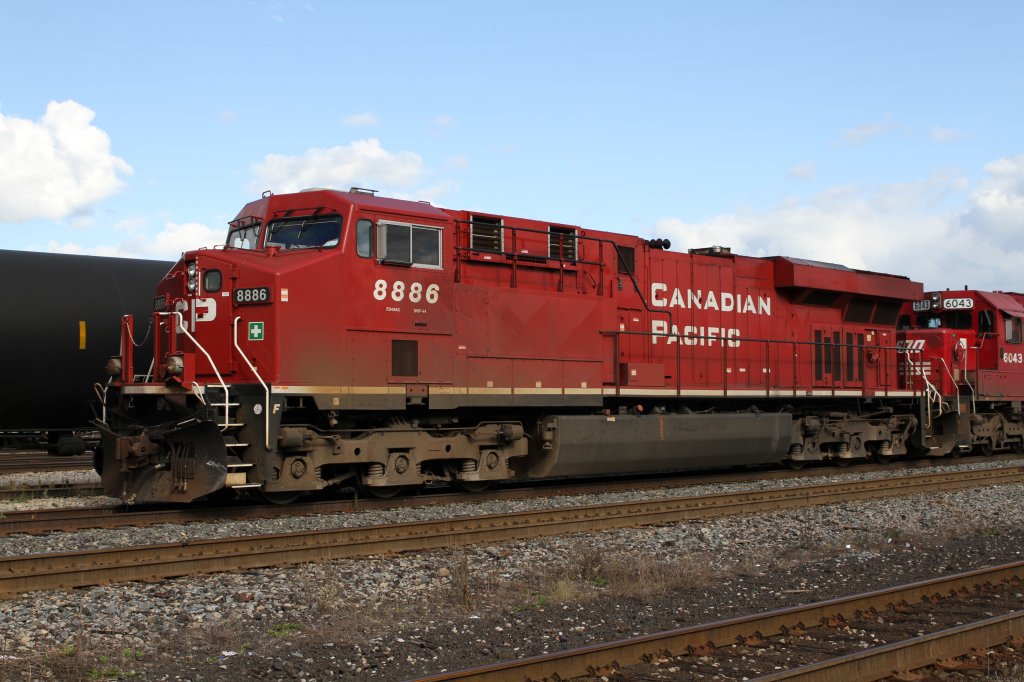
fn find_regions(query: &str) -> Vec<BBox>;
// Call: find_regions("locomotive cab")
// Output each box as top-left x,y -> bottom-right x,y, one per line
95,188 -> 469,503
899,290 -> 1024,454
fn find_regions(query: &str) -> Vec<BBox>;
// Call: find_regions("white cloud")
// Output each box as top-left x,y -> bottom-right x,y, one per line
652,158 -> 1024,291
343,112 -> 378,127
929,125 -> 962,142
446,155 -> 469,170
841,120 -> 897,145
37,220 -> 223,261
0,100 -> 132,222
787,162 -> 816,180
963,155 -> 1024,235
431,115 -> 455,129
249,138 -> 428,195
149,221 -> 224,258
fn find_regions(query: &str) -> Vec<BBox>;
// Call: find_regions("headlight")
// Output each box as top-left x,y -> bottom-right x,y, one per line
187,261 -> 197,277
187,277 -> 197,292
165,355 -> 185,376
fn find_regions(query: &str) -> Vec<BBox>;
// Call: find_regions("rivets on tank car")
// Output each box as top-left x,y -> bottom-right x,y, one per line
289,458 -> 307,479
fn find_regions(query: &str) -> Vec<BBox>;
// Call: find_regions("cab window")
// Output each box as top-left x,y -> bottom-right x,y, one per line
265,216 -> 342,249
1005,315 -> 1022,344
378,221 -> 442,268
356,219 -> 373,257
979,310 -> 995,335
227,223 -> 260,249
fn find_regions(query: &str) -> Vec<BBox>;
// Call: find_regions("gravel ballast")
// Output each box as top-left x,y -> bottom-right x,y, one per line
1,458 -> 1023,680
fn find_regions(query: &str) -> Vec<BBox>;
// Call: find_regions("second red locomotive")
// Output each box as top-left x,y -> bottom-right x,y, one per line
96,188 -> 952,503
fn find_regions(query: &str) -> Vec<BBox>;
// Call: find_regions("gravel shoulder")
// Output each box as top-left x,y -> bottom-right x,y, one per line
1,460 -> 1023,680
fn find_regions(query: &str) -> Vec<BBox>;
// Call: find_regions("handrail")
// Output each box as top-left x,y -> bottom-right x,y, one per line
453,218 -> 677,346
900,349 -> 947,428
233,316 -> 271,450
602,327 -> 922,399
93,382 -> 108,425
936,357 -> 961,415
164,311 -> 231,430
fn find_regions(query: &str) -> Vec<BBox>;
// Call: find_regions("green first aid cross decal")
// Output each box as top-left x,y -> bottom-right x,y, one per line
248,321 -> 265,341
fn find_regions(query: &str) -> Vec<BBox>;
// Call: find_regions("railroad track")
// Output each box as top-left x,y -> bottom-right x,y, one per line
1,464 -> 1022,598
0,450 -> 93,474
0,482 -> 102,501
419,561 -> 1024,681
3,455 -> 1021,536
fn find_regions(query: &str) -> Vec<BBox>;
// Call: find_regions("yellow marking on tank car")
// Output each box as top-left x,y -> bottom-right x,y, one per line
79,320 -> 86,350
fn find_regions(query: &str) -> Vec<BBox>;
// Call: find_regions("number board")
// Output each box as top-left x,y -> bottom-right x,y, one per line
234,287 -> 272,305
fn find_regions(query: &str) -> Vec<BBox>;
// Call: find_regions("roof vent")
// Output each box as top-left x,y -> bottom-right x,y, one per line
349,187 -> 379,195
688,245 -> 732,256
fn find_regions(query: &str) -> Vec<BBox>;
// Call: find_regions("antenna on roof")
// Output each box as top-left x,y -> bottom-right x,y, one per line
349,187 -> 379,195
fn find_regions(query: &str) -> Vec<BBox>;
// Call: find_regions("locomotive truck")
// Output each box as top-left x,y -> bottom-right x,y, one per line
95,188 -> 944,504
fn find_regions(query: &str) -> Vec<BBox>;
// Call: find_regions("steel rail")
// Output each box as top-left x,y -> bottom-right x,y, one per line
416,562 -> 1024,681
754,611 -> 1024,681
0,453 -> 93,474
0,483 -> 102,501
1,466 -> 1023,598
4,456 -> 1021,537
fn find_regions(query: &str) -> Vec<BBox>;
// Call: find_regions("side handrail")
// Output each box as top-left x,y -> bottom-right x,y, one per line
902,349 -> 947,425
93,382 -> 108,425
165,311 -> 231,430
935,357 -> 961,415
233,316 -> 271,450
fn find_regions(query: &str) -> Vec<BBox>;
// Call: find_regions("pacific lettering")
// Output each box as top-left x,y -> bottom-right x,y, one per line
651,320 -> 742,347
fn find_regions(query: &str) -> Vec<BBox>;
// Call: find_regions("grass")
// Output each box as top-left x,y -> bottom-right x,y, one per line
268,622 -> 303,638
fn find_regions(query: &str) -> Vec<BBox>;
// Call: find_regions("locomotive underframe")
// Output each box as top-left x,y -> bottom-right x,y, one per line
966,403 -> 1024,454
97,382 -> 947,502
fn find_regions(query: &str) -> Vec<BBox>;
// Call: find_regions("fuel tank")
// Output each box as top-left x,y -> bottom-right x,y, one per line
528,412 -> 793,478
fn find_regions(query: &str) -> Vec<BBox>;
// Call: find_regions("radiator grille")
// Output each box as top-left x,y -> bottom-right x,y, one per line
392,339 -> 418,377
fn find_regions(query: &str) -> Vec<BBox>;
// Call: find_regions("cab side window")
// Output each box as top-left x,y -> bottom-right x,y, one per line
979,310 -> 995,335
356,219 -> 373,258
378,221 -> 442,268
1005,315 -> 1022,344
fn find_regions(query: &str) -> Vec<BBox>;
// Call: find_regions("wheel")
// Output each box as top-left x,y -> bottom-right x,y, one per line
454,479 -> 492,493
355,480 -> 407,499
784,460 -> 806,470
256,489 -> 303,503
834,457 -> 852,467
974,441 -> 995,457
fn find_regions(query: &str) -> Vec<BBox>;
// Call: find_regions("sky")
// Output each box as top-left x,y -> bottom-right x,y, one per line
1,1 -> 1022,291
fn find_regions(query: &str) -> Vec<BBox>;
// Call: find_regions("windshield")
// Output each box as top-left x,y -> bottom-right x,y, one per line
266,216 -> 342,249
917,311 -> 973,330
227,223 -> 261,250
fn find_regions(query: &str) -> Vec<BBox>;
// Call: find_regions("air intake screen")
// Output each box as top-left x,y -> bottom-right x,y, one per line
392,340 -> 418,377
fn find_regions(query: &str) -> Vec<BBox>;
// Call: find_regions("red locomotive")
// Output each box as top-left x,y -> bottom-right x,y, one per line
97,188 -> 958,503
897,290 -> 1024,456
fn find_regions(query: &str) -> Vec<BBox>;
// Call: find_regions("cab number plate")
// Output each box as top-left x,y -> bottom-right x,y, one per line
234,287 -> 272,305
